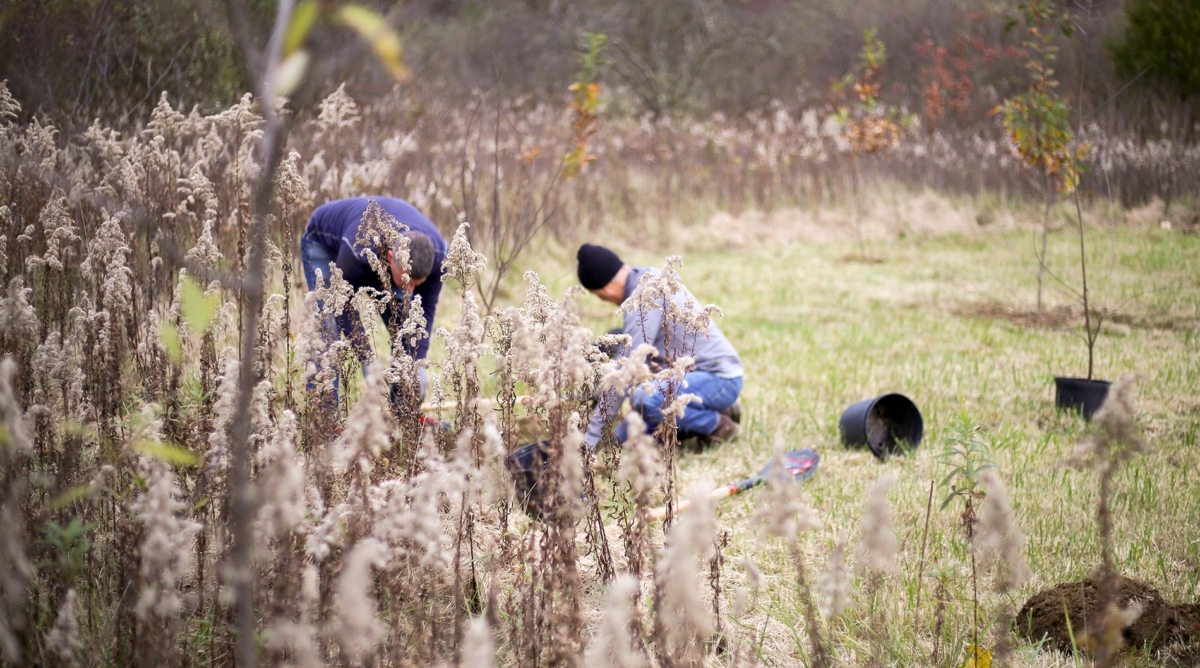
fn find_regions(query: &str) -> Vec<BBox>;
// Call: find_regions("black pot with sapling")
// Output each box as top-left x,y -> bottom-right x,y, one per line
1054,169 -> 1110,421
1054,376 -> 1110,421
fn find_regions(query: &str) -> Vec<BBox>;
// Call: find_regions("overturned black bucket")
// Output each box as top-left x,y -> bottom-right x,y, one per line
505,440 -> 551,520
839,393 -> 924,459
1054,377 -> 1110,421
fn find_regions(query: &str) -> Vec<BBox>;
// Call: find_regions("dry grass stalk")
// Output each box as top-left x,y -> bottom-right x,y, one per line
1071,374 -> 1145,667
754,452 -> 829,667
855,472 -> 898,667
654,482 -> 718,668
816,536 -> 852,620
45,589 -> 82,668
974,471 -> 1030,594
583,575 -> 647,668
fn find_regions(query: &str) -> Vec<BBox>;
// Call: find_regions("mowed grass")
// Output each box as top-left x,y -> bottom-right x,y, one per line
540,220 -> 1199,666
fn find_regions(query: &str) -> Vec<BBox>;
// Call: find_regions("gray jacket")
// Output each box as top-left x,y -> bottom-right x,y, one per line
586,267 -> 743,445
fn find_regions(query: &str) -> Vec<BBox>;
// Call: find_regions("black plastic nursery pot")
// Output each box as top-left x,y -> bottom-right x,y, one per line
1054,377 -> 1111,421
839,393 -> 924,460
505,440 -> 551,520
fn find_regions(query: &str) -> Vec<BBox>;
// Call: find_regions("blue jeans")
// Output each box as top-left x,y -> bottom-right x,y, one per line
618,372 -> 742,441
299,232 -> 341,340
299,233 -> 427,399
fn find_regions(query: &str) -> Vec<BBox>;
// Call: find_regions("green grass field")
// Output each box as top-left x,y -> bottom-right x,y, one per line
515,215 -> 1200,666
279,201 -> 1200,665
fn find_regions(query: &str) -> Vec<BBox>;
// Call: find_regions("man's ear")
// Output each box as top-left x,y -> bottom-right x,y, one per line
386,248 -> 394,265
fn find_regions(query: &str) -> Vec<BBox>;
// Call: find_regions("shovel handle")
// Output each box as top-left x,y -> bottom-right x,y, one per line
647,483 -> 740,521
421,396 -> 529,413
639,450 -> 818,521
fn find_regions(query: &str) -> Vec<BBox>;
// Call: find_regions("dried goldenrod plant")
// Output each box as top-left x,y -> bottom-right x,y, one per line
1071,374 -> 1146,667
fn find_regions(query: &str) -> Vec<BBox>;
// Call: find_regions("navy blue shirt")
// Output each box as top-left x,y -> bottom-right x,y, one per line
304,197 -> 445,361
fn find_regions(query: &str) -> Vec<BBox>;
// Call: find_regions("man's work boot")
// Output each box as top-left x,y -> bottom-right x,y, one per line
706,413 -> 741,445
720,401 -> 742,425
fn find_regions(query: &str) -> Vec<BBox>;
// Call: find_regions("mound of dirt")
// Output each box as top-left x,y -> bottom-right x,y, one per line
1016,576 -> 1200,655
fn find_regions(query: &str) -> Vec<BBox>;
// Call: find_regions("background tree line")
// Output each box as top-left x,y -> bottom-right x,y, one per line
1,0 -> 1197,140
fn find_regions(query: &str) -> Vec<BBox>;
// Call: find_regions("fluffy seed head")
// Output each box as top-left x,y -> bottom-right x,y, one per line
1074,374 -> 1144,473
131,405 -> 203,620
583,575 -> 646,668
0,357 -> 33,460
754,451 -> 822,542
331,364 -> 394,475
816,537 -> 853,618
0,278 -> 37,348
974,471 -> 1030,593
459,616 -> 495,668
855,472 -> 899,576
443,222 -> 487,288
315,83 -> 360,133
618,413 -> 662,500
332,539 -> 388,662
46,589 -> 82,668
654,482 -> 717,661
265,621 -> 323,668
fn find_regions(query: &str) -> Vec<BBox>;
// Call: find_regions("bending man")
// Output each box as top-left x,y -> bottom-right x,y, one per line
578,243 -> 743,448
300,196 -> 446,399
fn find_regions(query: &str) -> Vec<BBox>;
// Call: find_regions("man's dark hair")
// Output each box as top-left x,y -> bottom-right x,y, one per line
403,231 -> 435,280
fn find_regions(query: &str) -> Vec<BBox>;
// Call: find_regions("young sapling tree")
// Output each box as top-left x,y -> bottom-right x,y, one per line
831,28 -> 911,261
996,0 -> 1084,321
1000,1 -> 1112,419
936,411 -> 996,667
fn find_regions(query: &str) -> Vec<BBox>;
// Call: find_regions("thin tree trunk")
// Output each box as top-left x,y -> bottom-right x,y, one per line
1074,187 -> 1094,380
1074,0 -> 1096,381
1037,171 -> 1052,320
225,2 -> 295,666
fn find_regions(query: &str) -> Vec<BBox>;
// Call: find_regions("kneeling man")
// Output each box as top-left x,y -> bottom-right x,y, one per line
578,243 -> 743,448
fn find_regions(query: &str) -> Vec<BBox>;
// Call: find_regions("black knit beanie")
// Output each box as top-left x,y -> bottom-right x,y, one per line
576,243 -> 624,290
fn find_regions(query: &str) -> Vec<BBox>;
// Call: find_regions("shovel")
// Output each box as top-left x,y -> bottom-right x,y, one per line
648,448 -> 820,520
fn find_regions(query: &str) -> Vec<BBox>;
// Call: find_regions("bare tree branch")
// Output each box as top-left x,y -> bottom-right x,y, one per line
222,1 -> 295,666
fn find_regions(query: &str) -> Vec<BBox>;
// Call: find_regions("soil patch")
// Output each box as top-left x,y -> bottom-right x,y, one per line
1106,310 -> 1199,333
952,300 -> 1198,333
951,301 -> 1075,329
1016,576 -> 1200,655
836,251 -> 886,264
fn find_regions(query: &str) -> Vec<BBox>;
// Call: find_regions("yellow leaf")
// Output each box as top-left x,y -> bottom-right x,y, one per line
963,645 -> 992,668
160,321 -> 183,365
273,49 -> 311,99
284,0 -> 320,56
49,484 -> 98,510
57,420 -> 89,437
370,31 -> 408,81
334,5 -> 409,81
333,4 -> 380,33
181,276 -> 220,336
133,439 -> 200,467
